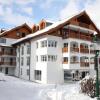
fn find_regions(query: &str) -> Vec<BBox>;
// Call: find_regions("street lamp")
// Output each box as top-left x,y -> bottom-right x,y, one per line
93,35 -> 100,99
95,50 -> 99,98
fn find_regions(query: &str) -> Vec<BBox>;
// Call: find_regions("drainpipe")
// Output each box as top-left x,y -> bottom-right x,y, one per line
18,45 -> 20,77
29,41 -> 31,81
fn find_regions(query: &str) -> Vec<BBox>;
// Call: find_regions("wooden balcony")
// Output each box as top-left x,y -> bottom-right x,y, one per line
0,52 -> 16,56
69,32 -> 92,41
70,62 -> 79,64
80,62 -> 89,67
80,48 -> 89,53
62,47 -> 68,53
70,47 -> 79,53
63,61 -> 68,64
0,62 -> 16,66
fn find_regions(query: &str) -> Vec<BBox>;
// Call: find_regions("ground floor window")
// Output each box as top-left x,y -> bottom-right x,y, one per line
27,69 -> 29,76
34,70 -> 41,80
0,68 -> 2,72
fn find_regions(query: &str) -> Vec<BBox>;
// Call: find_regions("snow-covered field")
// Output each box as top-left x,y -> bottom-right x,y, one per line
0,75 -> 96,100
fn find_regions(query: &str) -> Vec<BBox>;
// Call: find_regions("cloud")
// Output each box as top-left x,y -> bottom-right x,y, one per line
59,0 -> 80,20
59,0 -> 100,29
0,7 -> 33,27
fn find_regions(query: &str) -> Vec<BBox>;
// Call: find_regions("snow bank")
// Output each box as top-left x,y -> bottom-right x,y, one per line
0,72 -> 5,81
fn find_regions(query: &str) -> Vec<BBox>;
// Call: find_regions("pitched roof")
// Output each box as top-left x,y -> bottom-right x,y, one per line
12,11 -> 100,45
0,23 -> 32,37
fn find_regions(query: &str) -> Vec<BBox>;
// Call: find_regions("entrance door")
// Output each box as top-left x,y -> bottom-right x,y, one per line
82,72 -> 85,78
5,68 -> 8,74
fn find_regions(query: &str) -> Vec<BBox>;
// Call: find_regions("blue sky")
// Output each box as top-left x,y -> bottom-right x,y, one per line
0,0 -> 100,29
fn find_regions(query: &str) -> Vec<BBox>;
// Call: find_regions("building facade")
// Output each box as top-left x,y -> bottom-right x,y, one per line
13,11 -> 100,84
0,11 -> 100,84
0,23 -> 32,75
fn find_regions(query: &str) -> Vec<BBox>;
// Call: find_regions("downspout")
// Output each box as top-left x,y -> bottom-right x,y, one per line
29,41 -> 31,81
18,45 -> 20,77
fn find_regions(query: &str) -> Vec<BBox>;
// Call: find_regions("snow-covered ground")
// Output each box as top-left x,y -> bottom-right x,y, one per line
0,75 -> 96,100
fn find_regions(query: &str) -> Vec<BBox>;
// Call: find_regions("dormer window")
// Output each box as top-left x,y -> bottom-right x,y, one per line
22,33 -> 25,37
16,32 -> 20,36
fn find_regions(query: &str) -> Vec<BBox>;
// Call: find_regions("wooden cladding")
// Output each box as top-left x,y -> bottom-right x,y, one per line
0,62 -> 16,66
80,48 -> 89,53
62,47 -> 68,52
0,51 -> 16,56
62,29 -> 92,41
63,61 -> 68,64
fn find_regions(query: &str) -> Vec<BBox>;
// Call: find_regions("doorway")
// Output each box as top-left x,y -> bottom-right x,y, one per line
82,72 -> 85,78
5,67 -> 8,74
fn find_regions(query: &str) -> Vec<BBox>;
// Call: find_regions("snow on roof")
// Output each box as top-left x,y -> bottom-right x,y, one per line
12,13 -> 77,45
0,44 -> 12,47
12,11 -> 100,45
0,23 -> 31,36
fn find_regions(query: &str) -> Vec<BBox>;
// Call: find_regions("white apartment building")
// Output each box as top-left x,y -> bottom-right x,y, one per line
12,11 -> 100,84
0,24 -> 32,75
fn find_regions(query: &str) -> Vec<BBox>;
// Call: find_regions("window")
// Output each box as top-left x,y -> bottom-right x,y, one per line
27,69 -> 29,76
48,40 -> 57,47
21,57 -> 24,66
41,55 -> 47,61
36,42 -> 38,48
34,70 -> 41,80
36,56 -> 38,62
0,38 -> 6,43
41,55 -> 57,62
0,68 -> 2,72
64,43 -> 68,47
41,40 -> 47,47
63,57 -> 68,62
27,45 -> 31,54
21,46 -> 24,55
27,57 -> 30,66
22,33 -> 25,37
20,68 -> 22,75
16,32 -> 20,36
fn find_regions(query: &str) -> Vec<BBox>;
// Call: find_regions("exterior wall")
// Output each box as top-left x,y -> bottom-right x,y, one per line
1,27 -> 31,39
47,35 -> 63,84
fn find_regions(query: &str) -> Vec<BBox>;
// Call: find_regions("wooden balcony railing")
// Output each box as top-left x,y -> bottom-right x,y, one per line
70,47 -> 79,53
62,47 -> 68,53
80,62 -> 89,67
0,52 -> 16,56
80,48 -> 89,53
0,62 -> 16,66
70,62 -> 79,64
69,33 -> 92,41
63,61 -> 68,64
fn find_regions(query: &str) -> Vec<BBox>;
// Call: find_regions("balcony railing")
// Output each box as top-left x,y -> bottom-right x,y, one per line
0,52 -> 16,56
62,47 -> 68,53
70,47 -> 79,53
70,62 -> 79,64
80,48 -> 89,53
63,61 -> 68,64
80,62 -> 89,67
0,62 -> 16,66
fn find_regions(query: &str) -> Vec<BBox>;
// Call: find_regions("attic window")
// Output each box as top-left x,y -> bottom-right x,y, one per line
22,33 -> 25,37
16,32 -> 20,36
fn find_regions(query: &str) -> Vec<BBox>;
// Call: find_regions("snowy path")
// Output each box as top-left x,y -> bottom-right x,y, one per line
0,76 -> 96,100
